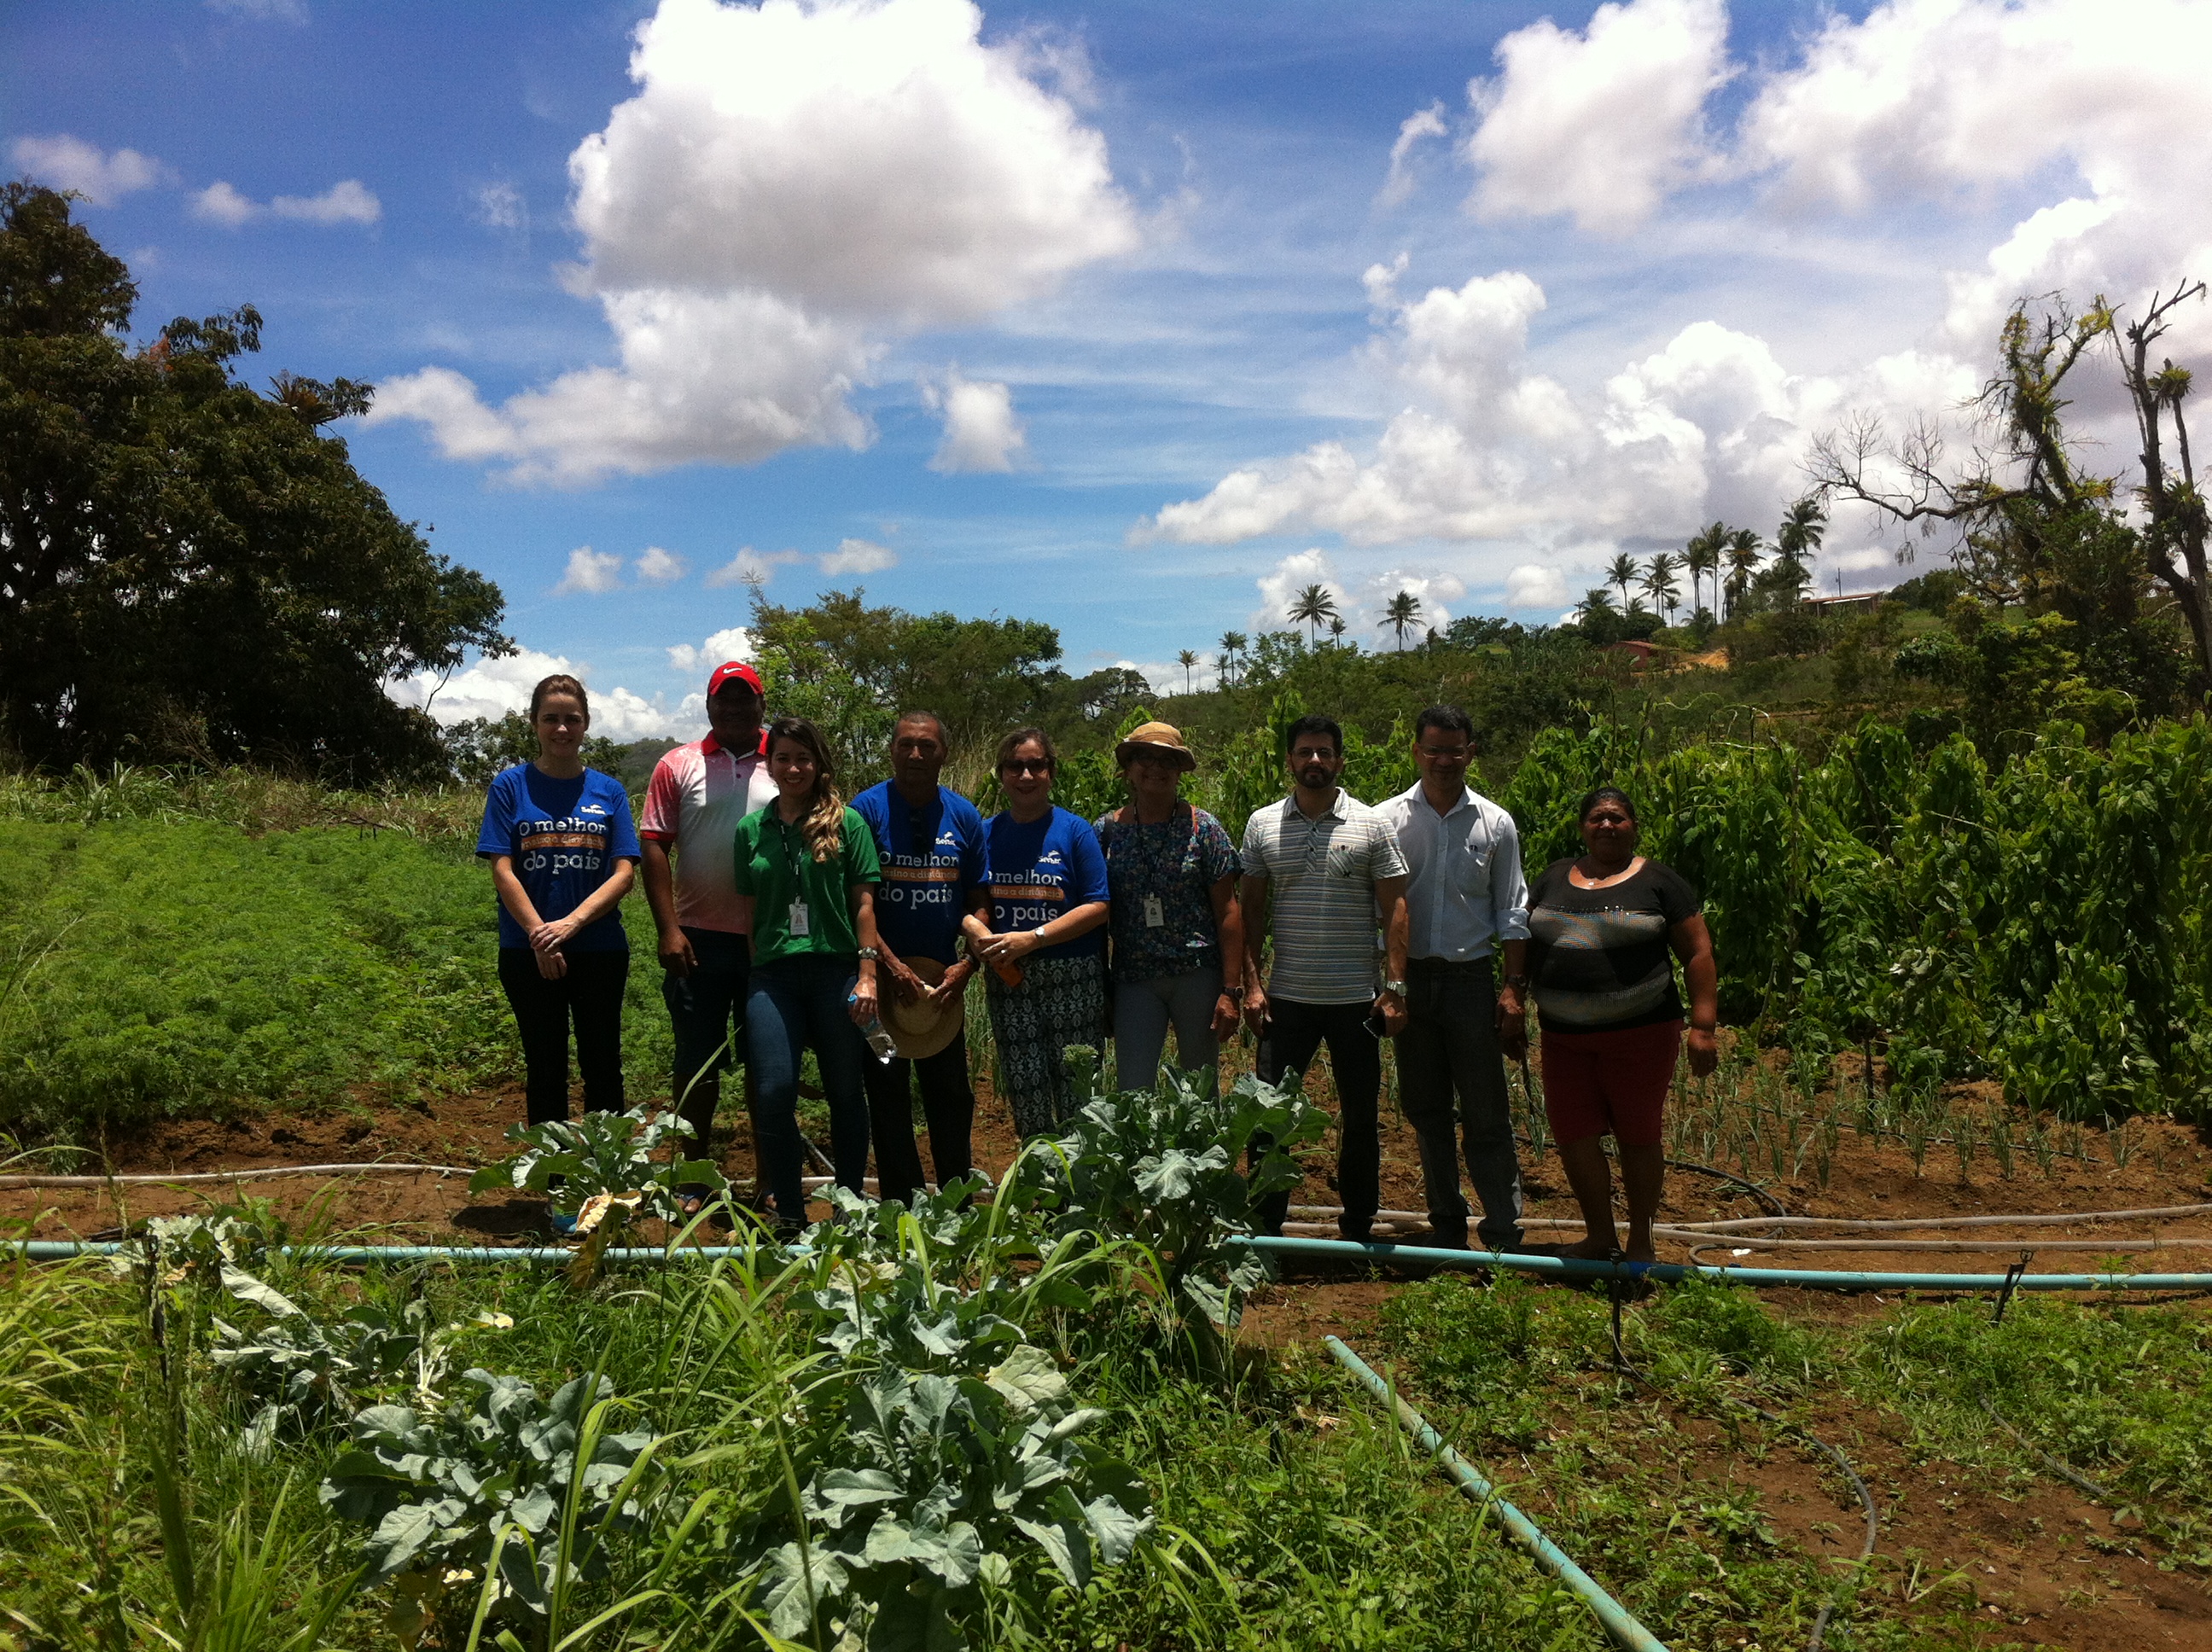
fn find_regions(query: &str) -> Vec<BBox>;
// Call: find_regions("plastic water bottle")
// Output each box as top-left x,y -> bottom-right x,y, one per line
849,991 -> 897,1063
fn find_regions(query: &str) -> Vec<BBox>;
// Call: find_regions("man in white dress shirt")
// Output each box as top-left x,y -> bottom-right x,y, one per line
1375,705 -> 1529,1252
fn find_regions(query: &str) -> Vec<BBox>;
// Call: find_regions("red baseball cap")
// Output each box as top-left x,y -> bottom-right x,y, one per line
707,660 -> 763,699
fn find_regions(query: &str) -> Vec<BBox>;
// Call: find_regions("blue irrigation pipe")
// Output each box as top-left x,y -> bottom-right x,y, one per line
9,1235 -> 2212,1292
1326,1335 -> 1668,1652
1237,1235 -> 2212,1293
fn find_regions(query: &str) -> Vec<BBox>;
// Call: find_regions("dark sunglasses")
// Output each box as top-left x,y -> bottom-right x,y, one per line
999,759 -> 1052,777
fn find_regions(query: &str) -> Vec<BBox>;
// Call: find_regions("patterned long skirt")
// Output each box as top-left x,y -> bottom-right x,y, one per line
985,954 -> 1108,1137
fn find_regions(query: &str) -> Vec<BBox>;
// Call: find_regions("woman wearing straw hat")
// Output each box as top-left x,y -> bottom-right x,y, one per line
1094,721 -> 1243,1091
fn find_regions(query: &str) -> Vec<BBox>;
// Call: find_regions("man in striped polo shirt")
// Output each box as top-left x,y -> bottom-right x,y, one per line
1239,713 -> 1411,1239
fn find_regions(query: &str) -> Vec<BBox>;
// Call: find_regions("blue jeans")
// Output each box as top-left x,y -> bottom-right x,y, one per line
744,954 -> 870,1224
661,928 -> 749,1159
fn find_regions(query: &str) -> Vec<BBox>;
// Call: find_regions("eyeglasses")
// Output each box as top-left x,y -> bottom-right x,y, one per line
1000,759 -> 1051,777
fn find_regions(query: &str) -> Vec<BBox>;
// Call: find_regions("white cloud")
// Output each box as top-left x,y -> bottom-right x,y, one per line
634,544 -> 687,584
704,546 -> 803,587
271,179 -> 380,224
385,647 -> 686,741
668,625 -> 758,678
553,545 -> 625,595
1361,568 -> 1464,639
923,370 -> 1027,472
190,180 -> 259,227
1464,0 -> 1731,235
474,181 -> 527,231
9,135 -> 163,204
1121,656 -> 1215,694
1505,564 -> 1568,609
371,0 -> 1136,486
1139,260 -> 1979,567
1251,550 -> 1353,634
1377,102 -> 1447,209
820,537 -> 898,576
190,177 -> 381,227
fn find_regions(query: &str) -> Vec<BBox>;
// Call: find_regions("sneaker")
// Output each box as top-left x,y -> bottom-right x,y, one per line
549,1209 -> 579,1239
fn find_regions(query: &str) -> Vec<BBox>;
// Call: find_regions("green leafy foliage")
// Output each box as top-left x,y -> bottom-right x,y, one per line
0,185 -> 510,780
736,1361 -> 1153,1649
469,1104 -> 725,1230
1015,1049 -> 1330,1328
319,1369 -> 660,1643
207,1267 -> 432,1451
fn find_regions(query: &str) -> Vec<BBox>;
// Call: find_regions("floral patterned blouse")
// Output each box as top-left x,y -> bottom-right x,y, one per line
1092,803 -> 1242,982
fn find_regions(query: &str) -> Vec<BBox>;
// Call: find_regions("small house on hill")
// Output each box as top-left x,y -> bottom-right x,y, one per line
1602,638 -> 1658,667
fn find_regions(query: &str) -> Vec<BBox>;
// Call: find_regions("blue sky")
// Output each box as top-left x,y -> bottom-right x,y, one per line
11,0 -> 2210,736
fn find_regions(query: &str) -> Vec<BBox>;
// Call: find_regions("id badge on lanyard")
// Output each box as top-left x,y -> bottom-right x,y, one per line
788,899 -> 811,938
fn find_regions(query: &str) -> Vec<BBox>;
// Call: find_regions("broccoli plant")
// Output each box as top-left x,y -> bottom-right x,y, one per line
1013,1048 -> 1330,1329
107,1198 -> 291,1285
318,1368 -> 660,1646
468,1105 -> 725,1234
207,1265 -> 433,1451
738,1353 -> 1151,1649
795,1183 -> 1103,1363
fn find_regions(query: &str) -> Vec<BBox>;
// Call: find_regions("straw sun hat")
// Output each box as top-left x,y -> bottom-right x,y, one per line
1114,720 -> 1197,771
882,956 -> 966,1061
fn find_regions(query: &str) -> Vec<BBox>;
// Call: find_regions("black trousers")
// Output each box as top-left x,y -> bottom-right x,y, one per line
861,1039 -> 976,1207
1254,997 -> 1383,1236
498,947 -> 630,1128
1395,957 -> 1524,1248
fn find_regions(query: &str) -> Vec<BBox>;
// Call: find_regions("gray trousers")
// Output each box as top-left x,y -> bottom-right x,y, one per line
1112,964 -> 1222,1092
1394,957 -> 1524,1249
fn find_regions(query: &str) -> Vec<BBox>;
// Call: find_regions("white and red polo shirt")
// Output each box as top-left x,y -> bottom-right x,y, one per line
638,731 -> 777,934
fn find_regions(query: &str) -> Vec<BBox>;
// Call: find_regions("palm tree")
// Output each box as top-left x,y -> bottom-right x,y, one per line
1722,528 -> 1763,620
1327,615 -> 1348,646
1217,631 -> 1246,686
1575,586 -> 1617,625
1382,589 -> 1423,650
1682,523 -> 1721,619
1773,497 -> 1825,604
1287,583 -> 1339,648
1605,552 -> 1639,610
1640,552 -> 1681,625
1177,649 -> 1199,693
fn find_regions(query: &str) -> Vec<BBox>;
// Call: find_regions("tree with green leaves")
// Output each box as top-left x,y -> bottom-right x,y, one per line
1604,551 -> 1639,610
1286,582 -> 1338,647
1682,523 -> 1721,618
1381,589 -> 1423,649
1722,527 -> 1763,620
1216,631 -> 1244,686
1177,649 -> 1199,693
1770,497 -> 1825,602
745,588 -> 1065,781
1575,586 -> 1616,624
0,184 -> 510,778
1640,551 -> 1681,625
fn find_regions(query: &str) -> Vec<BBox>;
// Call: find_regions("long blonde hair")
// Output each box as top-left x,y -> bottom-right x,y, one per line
767,716 -> 845,863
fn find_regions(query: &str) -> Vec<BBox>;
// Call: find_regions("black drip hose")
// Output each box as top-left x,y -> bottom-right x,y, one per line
1603,1267 -> 1877,1652
1980,1399 -> 2117,1504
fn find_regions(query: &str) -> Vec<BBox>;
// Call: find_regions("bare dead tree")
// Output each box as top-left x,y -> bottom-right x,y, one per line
1808,287 -> 2212,686
2117,282 -> 2212,683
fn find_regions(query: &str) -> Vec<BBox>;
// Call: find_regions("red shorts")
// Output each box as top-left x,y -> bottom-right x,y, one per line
1539,1020 -> 1682,1148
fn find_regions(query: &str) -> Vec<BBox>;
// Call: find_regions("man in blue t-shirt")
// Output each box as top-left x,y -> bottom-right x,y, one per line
848,712 -> 987,1205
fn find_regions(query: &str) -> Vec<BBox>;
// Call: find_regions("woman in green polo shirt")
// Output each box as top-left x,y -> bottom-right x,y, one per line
734,716 -> 883,1233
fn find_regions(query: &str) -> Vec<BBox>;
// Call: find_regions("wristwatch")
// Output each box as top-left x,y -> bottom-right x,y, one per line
857,945 -> 881,961
1381,978 -> 1407,997
1503,973 -> 1530,990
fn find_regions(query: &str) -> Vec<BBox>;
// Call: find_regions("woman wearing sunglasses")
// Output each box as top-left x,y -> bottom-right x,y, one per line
963,727 -> 1110,1137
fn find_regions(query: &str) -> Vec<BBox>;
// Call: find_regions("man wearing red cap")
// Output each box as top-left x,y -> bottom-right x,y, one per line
640,661 -> 777,1188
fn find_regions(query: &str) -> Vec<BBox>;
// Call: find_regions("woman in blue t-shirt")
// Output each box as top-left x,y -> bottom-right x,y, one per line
962,728 -> 1110,1137
475,674 -> 642,1147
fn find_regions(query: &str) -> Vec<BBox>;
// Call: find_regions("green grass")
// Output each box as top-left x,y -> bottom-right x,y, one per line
6,1217 -> 2204,1652
0,819 -> 675,1143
